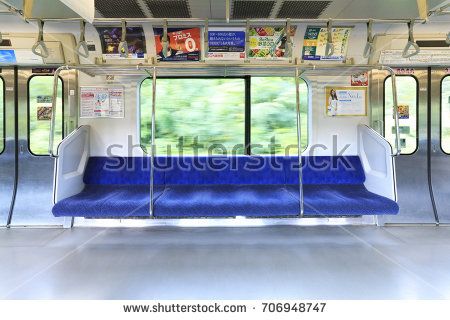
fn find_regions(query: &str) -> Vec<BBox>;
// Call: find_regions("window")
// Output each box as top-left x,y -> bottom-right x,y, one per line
28,76 -> 63,155
384,76 -> 418,154
0,77 -> 4,154
140,78 -> 245,155
251,77 -> 308,154
442,76 -> 450,154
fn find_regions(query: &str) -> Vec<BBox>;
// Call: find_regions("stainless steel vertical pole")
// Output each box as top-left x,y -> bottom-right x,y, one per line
150,67 -> 157,217
295,68 -> 304,217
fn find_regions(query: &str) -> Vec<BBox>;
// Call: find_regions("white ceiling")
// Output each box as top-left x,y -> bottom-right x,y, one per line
185,0 -> 450,20
0,0 -> 449,20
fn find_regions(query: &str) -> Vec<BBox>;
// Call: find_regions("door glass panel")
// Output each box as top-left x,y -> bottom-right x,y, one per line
0,77 -> 4,154
251,77 -> 308,154
28,76 -> 63,155
441,76 -> 450,154
140,78 -> 245,155
384,76 -> 418,154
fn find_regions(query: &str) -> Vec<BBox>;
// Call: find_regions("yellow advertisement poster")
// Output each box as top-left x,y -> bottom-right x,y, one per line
325,87 -> 367,116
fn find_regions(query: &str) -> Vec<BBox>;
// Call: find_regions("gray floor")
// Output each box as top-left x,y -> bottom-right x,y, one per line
0,225 -> 450,299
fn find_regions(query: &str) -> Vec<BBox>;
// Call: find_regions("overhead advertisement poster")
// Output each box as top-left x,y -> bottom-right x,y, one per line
248,26 -> 297,59
154,27 -> 201,61
97,26 -> 146,59
302,26 -> 352,61
207,27 -> 246,60
80,87 -> 125,118
325,86 -> 367,117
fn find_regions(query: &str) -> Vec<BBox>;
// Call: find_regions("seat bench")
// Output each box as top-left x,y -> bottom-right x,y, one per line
52,156 -> 399,218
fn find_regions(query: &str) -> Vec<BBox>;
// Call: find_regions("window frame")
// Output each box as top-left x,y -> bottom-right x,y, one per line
0,76 -> 5,155
139,76 -> 310,156
27,75 -> 65,156
139,76 -> 248,155
440,75 -> 450,155
250,76 -> 309,154
383,74 -> 419,155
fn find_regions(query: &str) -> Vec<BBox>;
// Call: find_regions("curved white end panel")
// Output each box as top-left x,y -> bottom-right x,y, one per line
357,124 -> 397,201
54,126 -> 90,203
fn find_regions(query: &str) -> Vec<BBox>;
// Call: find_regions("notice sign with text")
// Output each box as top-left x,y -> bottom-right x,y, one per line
326,87 -> 367,117
207,27 -> 246,60
80,87 -> 125,118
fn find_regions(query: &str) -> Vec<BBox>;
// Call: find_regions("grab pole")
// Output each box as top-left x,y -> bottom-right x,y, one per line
295,68 -> 304,217
48,65 -> 68,157
381,66 -> 401,156
150,67 -> 157,218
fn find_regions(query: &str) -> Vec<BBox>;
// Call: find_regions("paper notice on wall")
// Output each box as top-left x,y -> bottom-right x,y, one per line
80,87 -> 124,118
325,87 -> 367,116
351,72 -> 369,86
108,88 -> 125,118
302,26 -> 352,61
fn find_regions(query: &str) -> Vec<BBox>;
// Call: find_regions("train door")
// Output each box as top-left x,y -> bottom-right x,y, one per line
0,68 -> 16,226
430,68 -> 450,224
9,68 -> 77,226
371,68 -> 436,224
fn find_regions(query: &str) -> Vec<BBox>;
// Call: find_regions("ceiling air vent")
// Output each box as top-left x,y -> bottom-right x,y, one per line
232,0 -> 276,19
277,0 -> 331,18
146,0 -> 191,18
95,0 -> 146,18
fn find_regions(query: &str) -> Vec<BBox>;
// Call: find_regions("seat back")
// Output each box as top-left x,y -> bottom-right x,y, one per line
83,156 -> 365,186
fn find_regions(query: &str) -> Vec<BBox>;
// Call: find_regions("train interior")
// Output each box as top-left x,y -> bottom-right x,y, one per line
0,0 -> 450,300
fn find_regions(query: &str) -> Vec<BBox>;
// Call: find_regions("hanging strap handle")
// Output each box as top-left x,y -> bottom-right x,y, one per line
75,20 -> 89,58
245,19 -> 250,62
285,19 -> 294,62
31,19 -> 49,58
203,18 -> 209,59
162,19 -> 168,58
325,19 -> 334,57
363,19 -> 375,58
118,19 -> 129,58
402,20 -> 420,58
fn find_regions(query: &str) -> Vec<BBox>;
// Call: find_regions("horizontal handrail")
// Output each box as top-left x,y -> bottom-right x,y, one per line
17,17 -> 428,25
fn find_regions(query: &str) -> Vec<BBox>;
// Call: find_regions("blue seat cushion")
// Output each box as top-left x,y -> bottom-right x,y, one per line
287,184 -> 399,216
52,185 -> 164,218
52,156 -> 398,218
154,184 -> 300,218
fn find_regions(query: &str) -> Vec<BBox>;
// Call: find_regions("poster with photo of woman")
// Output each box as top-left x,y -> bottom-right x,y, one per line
325,87 -> 367,116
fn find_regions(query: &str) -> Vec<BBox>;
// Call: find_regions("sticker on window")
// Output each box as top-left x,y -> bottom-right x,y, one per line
36,95 -> 53,121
